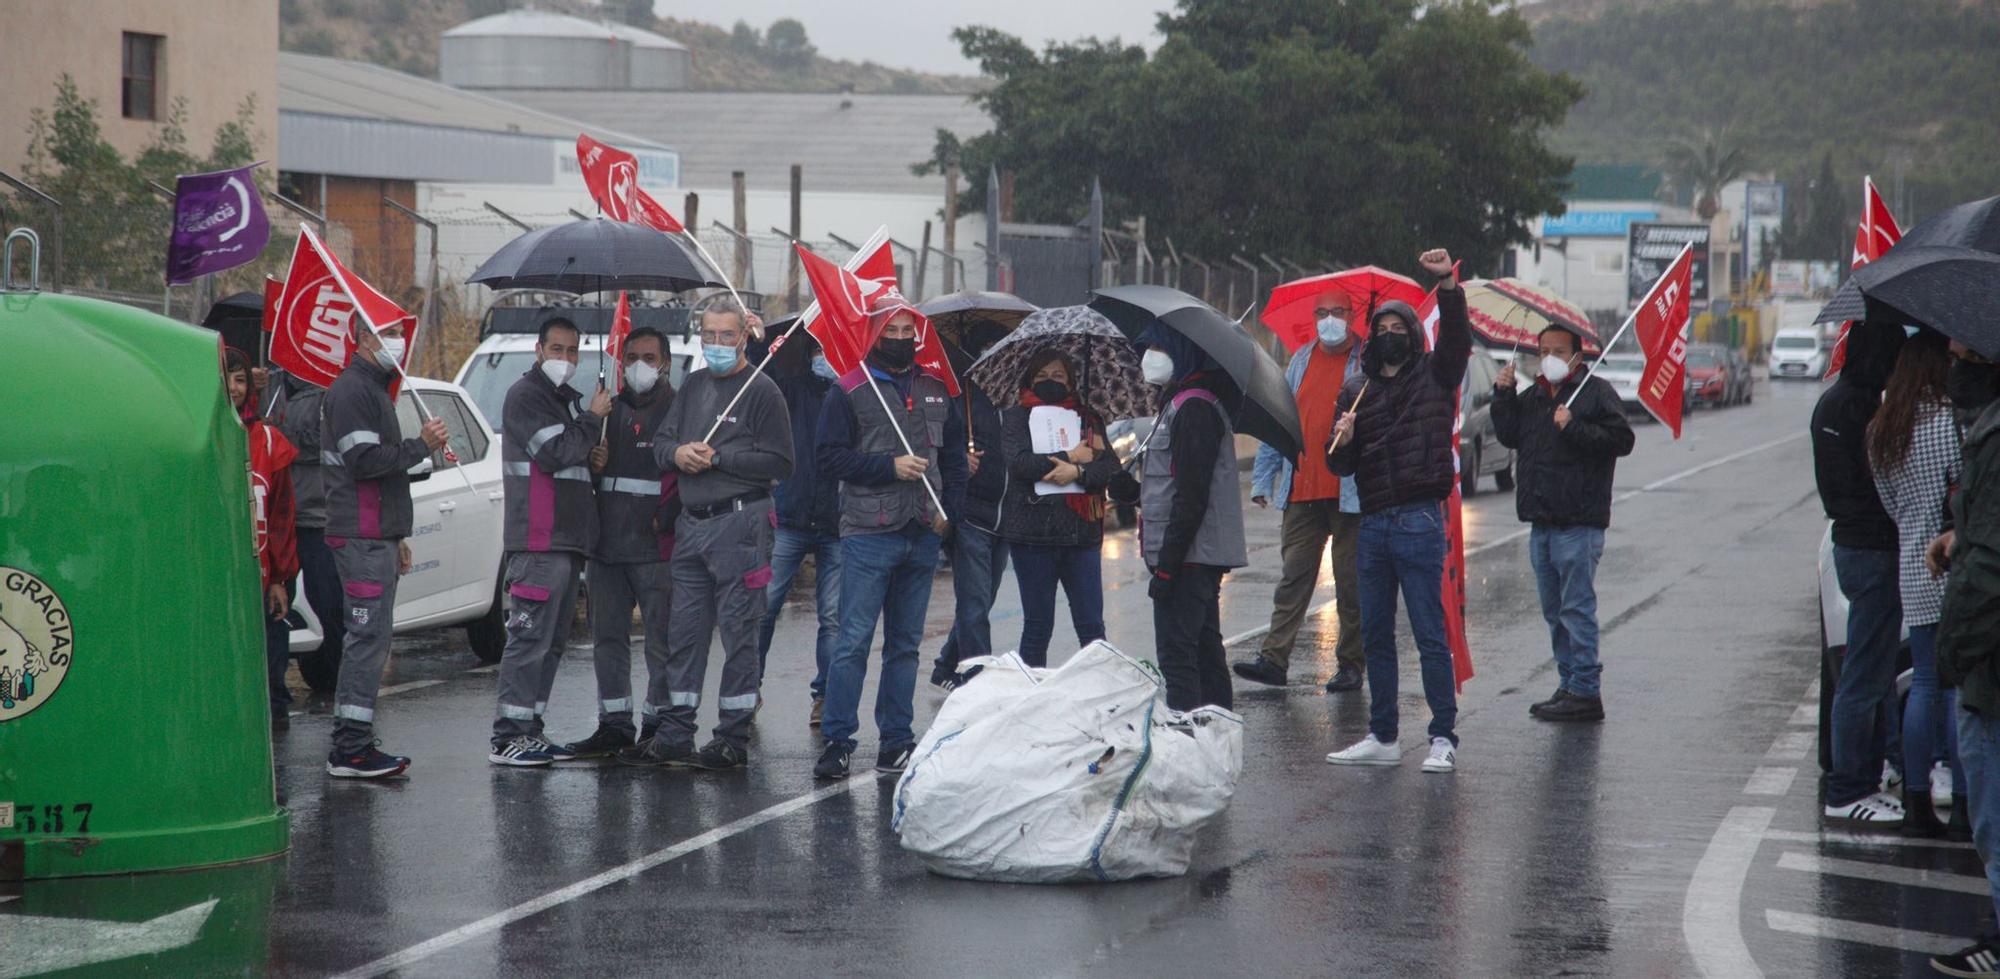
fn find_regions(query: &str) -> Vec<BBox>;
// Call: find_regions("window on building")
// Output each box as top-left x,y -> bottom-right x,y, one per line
122,32 -> 162,120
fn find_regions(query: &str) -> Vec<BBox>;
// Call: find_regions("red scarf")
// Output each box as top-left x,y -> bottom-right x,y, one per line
1018,389 -> 1105,522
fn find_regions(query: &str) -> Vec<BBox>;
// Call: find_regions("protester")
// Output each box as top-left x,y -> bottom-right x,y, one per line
622,300 -> 792,771
928,372 -> 1010,687
322,320 -> 448,778
226,349 -> 299,727
1130,324 -> 1246,713
265,366 -> 344,706
1324,248 -> 1468,774
1812,319 -> 1909,824
1930,340 -> 2000,974
559,327 -> 680,759
1490,323 -> 1635,723
491,316 -> 610,767
758,334 -> 844,727
995,350 -> 1125,668
1240,291 -> 1366,691
814,300 -> 968,779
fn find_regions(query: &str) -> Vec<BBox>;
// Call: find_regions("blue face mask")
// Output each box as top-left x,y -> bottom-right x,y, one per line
703,343 -> 739,374
811,355 -> 839,381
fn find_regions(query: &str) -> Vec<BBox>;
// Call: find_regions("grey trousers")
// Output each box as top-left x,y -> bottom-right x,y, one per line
492,551 -> 584,743
658,497 -> 774,750
587,558 -> 672,735
331,537 -> 402,754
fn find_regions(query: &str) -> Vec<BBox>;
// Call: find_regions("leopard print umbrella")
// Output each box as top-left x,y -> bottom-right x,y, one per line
966,305 -> 1158,421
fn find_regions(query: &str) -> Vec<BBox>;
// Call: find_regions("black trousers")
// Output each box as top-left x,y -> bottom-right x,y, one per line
1153,563 -> 1232,712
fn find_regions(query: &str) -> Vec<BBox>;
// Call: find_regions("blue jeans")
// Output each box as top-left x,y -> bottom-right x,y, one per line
757,525 -> 842,698
1828,545 -> 1903,806
822,523 -> 942,749
933,523 -> 1010,674
1008,543 -> 1104,668
1358,502 -> 1457,746
1530,524 -> 1606,698
1905,625 -> 1967,800
1958,707 -> 2000,924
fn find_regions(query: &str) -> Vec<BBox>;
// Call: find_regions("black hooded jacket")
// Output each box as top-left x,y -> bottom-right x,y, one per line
1325,286 -> 1473,512
1812,321 -> 1905,550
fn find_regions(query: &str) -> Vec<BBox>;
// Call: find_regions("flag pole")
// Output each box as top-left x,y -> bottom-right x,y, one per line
375,330 -> 478,493
1325,380 -> 1369,456
1563,241 -> 1693,409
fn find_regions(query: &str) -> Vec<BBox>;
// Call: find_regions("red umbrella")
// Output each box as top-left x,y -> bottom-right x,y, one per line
1263,267 -> 1428,352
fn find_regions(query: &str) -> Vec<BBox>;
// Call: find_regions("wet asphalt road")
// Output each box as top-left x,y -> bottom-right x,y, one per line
4,377 -> 1989,977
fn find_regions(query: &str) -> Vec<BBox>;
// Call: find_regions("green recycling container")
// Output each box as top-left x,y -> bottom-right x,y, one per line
0,291 -> 289,879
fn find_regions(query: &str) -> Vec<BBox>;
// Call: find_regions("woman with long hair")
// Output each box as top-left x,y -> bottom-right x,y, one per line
1868,328 -> 1969,838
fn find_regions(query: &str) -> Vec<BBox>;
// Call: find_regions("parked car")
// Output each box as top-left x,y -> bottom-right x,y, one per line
1590,353 -> 1648,413
454,300 -> 701,436
1815,524 -> 1914,773
1457,348 -> 1515,496
1770,329 -> 1828,380
287,376 -> 509,689
1685,344 -> 1752,408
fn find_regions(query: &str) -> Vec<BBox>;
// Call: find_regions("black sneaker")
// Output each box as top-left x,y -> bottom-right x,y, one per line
814,740 -> 855,780
327,742 -> 411,779
1932,939 -> 2000,978
877,743 -> 915,773
1529,687 -> 1570,716
694,739 -> 749,771
1324,667 -> 1363,693
1534,694 -> 1604,723
930,662 -> 958,691
1232,658 -> 1288,687
616,738 -> 698,768
563,725 -> 636,760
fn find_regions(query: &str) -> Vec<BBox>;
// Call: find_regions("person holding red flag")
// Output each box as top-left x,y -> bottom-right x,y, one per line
1490,322 -> 1635,724
812,296 -> 969,780
1325,248 -> 1469,775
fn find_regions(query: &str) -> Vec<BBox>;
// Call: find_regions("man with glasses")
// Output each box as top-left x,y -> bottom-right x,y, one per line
620,300 -> 793,772
1239,289 -> 1367,693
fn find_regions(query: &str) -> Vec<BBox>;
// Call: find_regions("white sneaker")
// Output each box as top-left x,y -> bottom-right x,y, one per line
1934,762 -> 1955,809
1823,792 -> 1903,825
1326,734 -> 1402,766
1421,737 -> 1457,774
1882,761 -> 1903,793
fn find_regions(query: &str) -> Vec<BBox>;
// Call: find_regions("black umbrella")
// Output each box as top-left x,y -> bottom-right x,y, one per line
202,291 -> 267,364
1834,246 -> 2000,359
920,291 -> 1038,360
1089,284 -> 1302,459
468,218 -> 721,295
1818,195 -> 2000,325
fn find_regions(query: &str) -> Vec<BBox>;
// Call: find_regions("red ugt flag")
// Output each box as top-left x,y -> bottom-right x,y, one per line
269,226 -> 416,398
1417,285 -> 1474,691
1824,177 -> 1903,379
795,239 -> 960,396
606,291 -> 632,392
576,134 -> 684,234
1632,242 -> 1694,437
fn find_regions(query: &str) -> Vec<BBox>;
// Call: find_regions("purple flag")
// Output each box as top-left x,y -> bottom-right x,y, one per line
167,163 -> 270,284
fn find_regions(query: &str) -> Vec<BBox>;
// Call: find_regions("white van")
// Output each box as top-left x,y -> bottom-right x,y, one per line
1769,329 -> 1828,380
454,297 -> 702,433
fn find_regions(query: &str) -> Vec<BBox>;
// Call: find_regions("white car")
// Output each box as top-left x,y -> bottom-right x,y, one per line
454,317 -> 700,436
1590,353 -> 1647,410
288,376 -> 509,667
1770,330 -> 1828,380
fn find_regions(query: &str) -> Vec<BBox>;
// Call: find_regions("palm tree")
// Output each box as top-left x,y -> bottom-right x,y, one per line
1663,129 -> 1751,221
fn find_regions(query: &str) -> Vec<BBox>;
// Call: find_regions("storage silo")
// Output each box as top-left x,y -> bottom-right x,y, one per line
607,22 -> 691,91
440,10 -> 688,91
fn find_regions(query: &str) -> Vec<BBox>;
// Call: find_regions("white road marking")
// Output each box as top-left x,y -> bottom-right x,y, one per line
377,680 -> 444,697
1788,704 -> 1816,726
1776,851 -> 1990,896
466,664 -> 500,675
1805,677 -> 1820,700
0,899 -> 217,979
1763,909 -> 1959,955
1684,805 -> 1774,979
1742,767 -> 1797,797
1221,432 -> 1807,648
329,775 -> 881,979
1765,730 -> 1813,761
1761,828 -> 1974,850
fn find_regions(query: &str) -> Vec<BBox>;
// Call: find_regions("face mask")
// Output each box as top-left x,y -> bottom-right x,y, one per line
1316,315 -> 1349,347
1031,380 -> 1070,403
1948,357 -> 2000,411
541,358 -> 575,388
623,360 -> 659,395
872,337 -> 917,371
1374,332 -> 1413,366
811,355 -> 839,382
375,336 -> 405,371
703,343 -> 740,374
1540,353 -> 1573,386
1140,349 -> 1175,385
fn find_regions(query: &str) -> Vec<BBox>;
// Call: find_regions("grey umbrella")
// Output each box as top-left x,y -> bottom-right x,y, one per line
1090,284 -> 1302,459
468,218 -> 721,295
967,305 -> 1157,423
920,291 -> 1039,360
1818,194 -> 2000,325
1824,246 -> 2000,359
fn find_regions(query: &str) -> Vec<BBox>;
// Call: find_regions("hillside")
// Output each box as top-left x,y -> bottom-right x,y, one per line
1525,0 -> 2000,221
277,0 -> 983,95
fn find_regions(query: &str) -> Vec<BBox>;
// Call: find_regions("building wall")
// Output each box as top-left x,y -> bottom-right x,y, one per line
297,174 -> 419,296
0,0 -> 277,176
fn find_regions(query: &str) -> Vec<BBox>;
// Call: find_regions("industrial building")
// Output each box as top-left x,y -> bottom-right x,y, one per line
440,9 -> 691,92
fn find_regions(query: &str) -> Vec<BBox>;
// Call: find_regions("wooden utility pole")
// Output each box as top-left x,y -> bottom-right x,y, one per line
731,170 -> 748,283
683,193 -> 699,238
943,163 -> 959,293
915,220 -> 933,300
787,164 -> 803,310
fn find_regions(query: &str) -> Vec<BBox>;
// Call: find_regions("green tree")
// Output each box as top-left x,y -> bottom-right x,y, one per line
1789,151 -> 1849,264
932,0 -> 1582,275
1662,129 -> 1749,221
208,96 -> 264,171
730,20 -> 762,53
766,18 -> 816,71
618,0 -> 655,28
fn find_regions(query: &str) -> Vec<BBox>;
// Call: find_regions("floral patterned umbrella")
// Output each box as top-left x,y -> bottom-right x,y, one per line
967,305 -> 1157,422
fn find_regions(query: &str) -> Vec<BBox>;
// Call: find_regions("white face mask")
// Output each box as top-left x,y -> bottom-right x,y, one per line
541,358 -> 576,388
1316,315 -> 1349,347
1140,348 -> 1175,385
623,360 -> 659,394
1540,353 -> 1574,385
374,336 -> 405,371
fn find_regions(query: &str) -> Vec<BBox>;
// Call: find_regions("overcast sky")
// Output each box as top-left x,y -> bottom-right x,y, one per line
651,0 -> 1175,75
